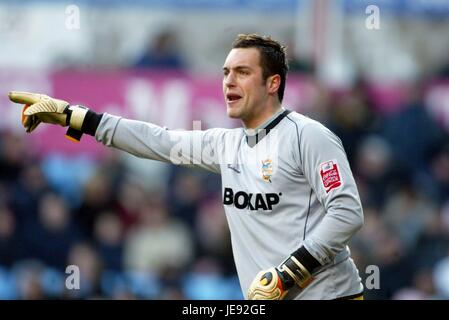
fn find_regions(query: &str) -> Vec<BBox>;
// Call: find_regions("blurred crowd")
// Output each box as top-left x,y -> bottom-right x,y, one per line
0,135 -> 241,299
321,79 -> 449,300
1,28 -> 449,300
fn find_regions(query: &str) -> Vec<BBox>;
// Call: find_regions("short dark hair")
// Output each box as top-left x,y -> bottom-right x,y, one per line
232,34 -> 289,102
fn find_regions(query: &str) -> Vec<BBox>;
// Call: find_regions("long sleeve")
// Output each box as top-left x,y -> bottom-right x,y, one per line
299,123 -> 364,265
95,113 -> 226,174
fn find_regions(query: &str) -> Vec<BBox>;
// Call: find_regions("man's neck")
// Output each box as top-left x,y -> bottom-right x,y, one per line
243,104 -> 283,129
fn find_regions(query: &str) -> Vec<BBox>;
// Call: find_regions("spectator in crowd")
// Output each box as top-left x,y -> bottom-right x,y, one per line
354,135 -> 393,209
123,195 -> 194,276
382,182 -> 438,254
433,251 -> 449,299
133,30 -> 185,70
0,131 -> 28,183
381,81 -> 445,176
21,192 -> 81,270
327,81 -> 378,166
194,196 -> 235,276
9,161 -> 51,233
65,242 -> 103,299
75,171 -> 115,237
115,177 -> 147,231
393,268 -> 438,300
0,206 -> 19,267
428,144 -> 449,204
168,169 -> 204,229
93,211 -> 124,272
14,260 -> 48,300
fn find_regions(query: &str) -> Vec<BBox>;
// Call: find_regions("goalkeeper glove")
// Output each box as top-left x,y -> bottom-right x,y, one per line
247,267 -> 291,300
8,91 -> 88,141
247,248 -> 318,300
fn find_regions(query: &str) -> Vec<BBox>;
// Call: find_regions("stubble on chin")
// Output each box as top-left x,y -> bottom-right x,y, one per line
226,107 -> 240,119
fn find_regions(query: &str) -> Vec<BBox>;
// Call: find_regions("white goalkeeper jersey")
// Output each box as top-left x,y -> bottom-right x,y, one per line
95,108 -> 364,300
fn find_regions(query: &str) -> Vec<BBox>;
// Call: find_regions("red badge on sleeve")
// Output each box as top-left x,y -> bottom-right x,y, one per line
319,160 -> 342,193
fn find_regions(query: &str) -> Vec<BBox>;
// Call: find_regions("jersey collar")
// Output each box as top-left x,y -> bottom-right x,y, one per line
244,108 -> 292,147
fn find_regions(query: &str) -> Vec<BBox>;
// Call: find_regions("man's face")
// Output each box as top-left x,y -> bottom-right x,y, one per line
222,48 -> 268,122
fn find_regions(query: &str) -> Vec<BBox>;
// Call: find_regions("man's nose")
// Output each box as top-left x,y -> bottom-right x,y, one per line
224,72 -> 236,87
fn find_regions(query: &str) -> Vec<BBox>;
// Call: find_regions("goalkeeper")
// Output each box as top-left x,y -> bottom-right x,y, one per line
8,34 -> 364,300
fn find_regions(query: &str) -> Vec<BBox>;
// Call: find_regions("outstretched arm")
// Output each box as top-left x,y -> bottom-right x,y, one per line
8,91 -> 223,173
96,113 -> 224,173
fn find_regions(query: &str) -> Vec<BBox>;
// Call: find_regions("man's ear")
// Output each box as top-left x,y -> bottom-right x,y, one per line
267,74 -> 281,96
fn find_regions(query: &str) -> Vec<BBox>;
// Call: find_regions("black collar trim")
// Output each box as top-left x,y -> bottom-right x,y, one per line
246,109 -> 292,147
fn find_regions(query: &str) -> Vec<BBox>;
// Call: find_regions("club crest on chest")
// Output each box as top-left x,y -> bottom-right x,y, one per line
261,159 -> 273,183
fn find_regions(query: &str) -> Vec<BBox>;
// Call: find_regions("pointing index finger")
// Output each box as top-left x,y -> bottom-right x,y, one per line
8,91 -> 42,105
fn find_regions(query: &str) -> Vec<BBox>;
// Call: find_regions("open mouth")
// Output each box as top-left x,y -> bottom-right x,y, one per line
226,93 -> 242,103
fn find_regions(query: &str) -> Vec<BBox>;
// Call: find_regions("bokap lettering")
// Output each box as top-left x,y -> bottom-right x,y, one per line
223,187 -> 281,211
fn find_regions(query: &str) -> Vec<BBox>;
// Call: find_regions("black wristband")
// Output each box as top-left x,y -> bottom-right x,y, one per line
63,105 -> 73,126
277,247 -> 321,290
291,246 -> 321,274
81,110 -> 103,136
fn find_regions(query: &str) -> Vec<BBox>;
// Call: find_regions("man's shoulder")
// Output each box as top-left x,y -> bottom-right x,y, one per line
282,111 -> 342,146
283,111 -> 328,132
